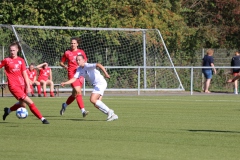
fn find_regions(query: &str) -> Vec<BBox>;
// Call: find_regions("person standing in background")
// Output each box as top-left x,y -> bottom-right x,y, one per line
202,49 -> 217,93
230,51 -> 240,94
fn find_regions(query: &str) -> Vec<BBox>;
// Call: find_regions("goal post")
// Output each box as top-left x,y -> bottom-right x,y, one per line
0,24 -> 184,92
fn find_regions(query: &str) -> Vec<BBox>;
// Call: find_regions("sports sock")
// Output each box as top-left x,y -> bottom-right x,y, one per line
43,91 -> 47,97
37,85 -> 41,94
81,108 -> 86,113
66,95 -> 75,105
50,91 -> 54,97
76,94 -> 84,109
95,100 -> 110,114
10,102 -> 21,112
28,103 -> 43,119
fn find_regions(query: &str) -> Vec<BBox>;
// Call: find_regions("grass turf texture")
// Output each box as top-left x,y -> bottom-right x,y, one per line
1,95 -> 240,160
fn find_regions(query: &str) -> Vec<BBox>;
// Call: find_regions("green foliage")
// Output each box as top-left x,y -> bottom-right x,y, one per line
1,0 -> 240,65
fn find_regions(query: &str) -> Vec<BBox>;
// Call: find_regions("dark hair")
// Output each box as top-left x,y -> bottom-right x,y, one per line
70,37 -> 81,44
30,63 -> 35,66
76,55 -> 84,59
9,41 -> 21,52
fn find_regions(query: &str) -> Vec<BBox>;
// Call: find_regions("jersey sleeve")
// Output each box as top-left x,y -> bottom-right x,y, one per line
84,63 -> 96,69
74,68 -> 80,78
0,59 -> 6,68
61,53 -> 67,63
21,59 -> 27,71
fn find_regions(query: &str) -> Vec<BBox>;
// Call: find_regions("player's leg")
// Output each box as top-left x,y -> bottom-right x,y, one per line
74,84 -> 88,117
46,80 -> 54,97
22,96 -> 49,124
90,82 -> 118,121
3,85 -> 49,124
60,88 -> 76,115
3,85 -> 25,120
40,80 -> 47,97
35,81 -> 42,97
60,77 -> 87,116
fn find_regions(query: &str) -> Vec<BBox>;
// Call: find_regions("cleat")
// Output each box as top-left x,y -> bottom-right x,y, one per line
60,103 -> 66,115
107,114 -> 118,121
38,94 -> 42,97
42,119 -> 50,124
82,111 -> 89,118
50,94 -> 54,97
107,109 -> 114,120
32,94 -> 36,97
3,107 -> 9,121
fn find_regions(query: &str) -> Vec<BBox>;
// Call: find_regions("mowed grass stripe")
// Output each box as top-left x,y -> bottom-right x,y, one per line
0,95 -> 240,160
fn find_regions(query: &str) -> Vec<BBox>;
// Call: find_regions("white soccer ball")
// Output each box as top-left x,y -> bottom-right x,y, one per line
16,107 -> 28,119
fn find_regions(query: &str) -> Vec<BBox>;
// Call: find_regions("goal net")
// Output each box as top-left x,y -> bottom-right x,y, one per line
0,24 -> 184,93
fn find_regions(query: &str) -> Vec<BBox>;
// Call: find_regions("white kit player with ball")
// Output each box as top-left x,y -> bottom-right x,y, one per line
61,55 -> 118,121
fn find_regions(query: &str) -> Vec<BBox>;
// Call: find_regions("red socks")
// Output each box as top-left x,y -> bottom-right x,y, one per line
66,95 -> 75,105
37,85 -> 41,94
76,95 -> 84,109
29,103 -> 42,119
10,103 -> 22,111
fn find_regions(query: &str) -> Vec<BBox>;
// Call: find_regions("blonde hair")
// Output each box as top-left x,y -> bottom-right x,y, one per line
235,51 -> 240,56
206,49 -> 214,56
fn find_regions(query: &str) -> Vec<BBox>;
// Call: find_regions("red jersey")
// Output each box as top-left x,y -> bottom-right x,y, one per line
0,57 -> 26,87
61,49 -> 87,79
26,69 -> 37,81
37,67 -> 51,81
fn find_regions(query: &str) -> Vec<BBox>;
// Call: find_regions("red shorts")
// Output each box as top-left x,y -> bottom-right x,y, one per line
233,73 -> 239,76
9,85 -> 27,100
71,76 -> 84,88
38,78 -> 48,82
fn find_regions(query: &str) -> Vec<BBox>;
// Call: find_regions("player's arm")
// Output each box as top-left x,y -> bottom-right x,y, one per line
60,61 -> 68,69
23,70 -> 31,92
36,62 -> 47,69
60,54 -> 68,69
61,77 -> 77,87
210,63 -> 216,74
49,69 -> 53,81
96,63 -> 110,79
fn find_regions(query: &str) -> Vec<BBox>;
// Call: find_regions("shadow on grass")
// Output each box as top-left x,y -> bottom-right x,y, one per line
67,119 -> 105,122
187,129 -> 240,134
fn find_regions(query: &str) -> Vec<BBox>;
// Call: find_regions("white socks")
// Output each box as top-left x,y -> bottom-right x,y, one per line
81,108 -> 86,113
95,100 -> 110,114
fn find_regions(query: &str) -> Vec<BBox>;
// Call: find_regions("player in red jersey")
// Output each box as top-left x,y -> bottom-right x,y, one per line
0,42 -> 49,124
59,37 -> 89,117
36,62 -> 55,97
26,63 -> 42,97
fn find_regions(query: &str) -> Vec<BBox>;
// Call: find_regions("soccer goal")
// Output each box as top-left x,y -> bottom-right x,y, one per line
0,24 -> 184,93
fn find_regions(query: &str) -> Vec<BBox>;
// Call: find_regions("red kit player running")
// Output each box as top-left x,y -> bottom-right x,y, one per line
0,42 -> 49,124
59,37 -> 88,117
26,63 -> 42,97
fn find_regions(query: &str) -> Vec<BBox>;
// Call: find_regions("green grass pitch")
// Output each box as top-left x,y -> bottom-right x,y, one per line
1,95 -> 240,160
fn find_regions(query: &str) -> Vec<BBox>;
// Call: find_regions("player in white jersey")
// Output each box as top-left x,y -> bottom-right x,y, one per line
60,55 -> 118,121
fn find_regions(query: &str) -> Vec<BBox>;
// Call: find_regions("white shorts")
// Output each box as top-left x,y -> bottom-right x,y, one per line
92,81 -> 107,96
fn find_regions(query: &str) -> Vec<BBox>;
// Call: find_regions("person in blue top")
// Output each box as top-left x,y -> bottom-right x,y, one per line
202,49 -> 216,93
230,51 -> 240,94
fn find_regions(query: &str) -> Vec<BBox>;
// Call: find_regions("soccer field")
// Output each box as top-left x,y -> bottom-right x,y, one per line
1,95 -> 240,160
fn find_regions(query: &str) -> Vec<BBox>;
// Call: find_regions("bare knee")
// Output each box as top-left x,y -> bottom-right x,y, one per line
90,97 -> 96,105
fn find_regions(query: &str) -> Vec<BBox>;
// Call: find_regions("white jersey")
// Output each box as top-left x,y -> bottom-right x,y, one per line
74,63 -> 106,85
